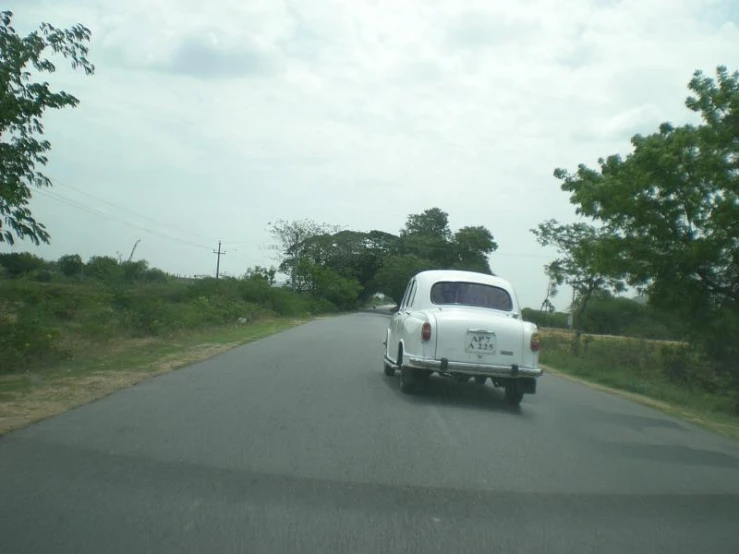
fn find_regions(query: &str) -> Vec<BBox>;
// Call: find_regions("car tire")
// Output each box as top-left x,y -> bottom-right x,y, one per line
400,366 -> 416,394
504,382 -> 524,405
383,362 -> 395,377
474,376 -> 487,385
397,345 -> 417,394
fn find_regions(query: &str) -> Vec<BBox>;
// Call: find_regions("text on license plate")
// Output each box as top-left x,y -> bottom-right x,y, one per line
465,332 -> 497,353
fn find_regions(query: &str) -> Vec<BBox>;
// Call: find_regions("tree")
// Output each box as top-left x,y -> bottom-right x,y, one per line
244,265 -> 276,285
121,259 -> 148,282
373,254 -> 435,305
85,255 -> 121,283
398,208 -> 497,272
299,229 -> 400,302
553,66 -> 739,369
144,267 -> 168,283
399,208 -> 453,265
267,219 -> 341,291
450,225 -> 497,273
531,219 -> 625,337
540,279 -> 558,313
297,259 -> 362,309
57,253 -> 83,277
401,207 -> 452,241
0,11 -> 94,245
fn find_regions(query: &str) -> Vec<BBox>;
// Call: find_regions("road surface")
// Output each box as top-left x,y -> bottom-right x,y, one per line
2,313 -> 739,553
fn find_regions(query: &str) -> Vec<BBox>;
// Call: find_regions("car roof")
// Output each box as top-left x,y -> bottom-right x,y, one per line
413,269 -> 512,290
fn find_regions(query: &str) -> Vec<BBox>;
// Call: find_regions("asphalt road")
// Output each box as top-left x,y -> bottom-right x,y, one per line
2,313 -> 739,554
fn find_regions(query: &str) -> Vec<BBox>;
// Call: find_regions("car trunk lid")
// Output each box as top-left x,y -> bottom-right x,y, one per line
432,307 -> 523,366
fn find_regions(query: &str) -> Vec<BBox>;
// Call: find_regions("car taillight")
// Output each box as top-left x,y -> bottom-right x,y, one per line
530,332 -> 540,352
421,322 -> 431,341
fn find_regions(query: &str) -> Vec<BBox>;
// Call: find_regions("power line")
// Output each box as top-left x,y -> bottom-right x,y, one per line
49,177 -> 270,249
49,177 -> 220,244
35,188 -> 212,251
41,178 -> 553,260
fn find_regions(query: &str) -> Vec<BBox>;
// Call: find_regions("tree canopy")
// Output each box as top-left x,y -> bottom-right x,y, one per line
0,11 -> 94,245
268,208 -> 499,306
547,65 -> 739,377
532,219 -> 625,335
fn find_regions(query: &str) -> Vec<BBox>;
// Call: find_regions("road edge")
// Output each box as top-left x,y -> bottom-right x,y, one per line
0,318 -> 313,437
541,364 -> 739,442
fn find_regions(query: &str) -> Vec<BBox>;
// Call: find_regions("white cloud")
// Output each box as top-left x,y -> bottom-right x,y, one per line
3,0 -> 739,308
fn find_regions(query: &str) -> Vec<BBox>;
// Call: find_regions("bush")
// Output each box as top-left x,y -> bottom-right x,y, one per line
121,260 -> 149,283
58,254 -> 84,278
0,317 -> 68,372
540,330 -> 738,416
581,297 -> 683,340
238,277 -> 272,305
144,268 -> 168,282
86,256 -> 123,283
0,259 -> 346,374
105,281 -> 272,337
522,308 -> 569,329
268,287 -> 313,316
0,252 -> 49,278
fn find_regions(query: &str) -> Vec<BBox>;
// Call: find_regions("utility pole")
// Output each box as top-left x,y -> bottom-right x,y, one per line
127,239 -> 141,262
213,241 -> 226,279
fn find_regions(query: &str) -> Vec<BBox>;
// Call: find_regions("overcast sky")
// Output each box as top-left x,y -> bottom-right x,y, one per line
3,0 -> 738,309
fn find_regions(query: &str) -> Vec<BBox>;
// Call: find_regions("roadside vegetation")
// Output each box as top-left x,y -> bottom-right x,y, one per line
0,255 -> 327,432
0,255 -> 336,374
537,329 -> 739,439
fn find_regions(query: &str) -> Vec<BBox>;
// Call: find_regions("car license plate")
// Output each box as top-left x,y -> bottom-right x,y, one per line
465,332 -> 496,353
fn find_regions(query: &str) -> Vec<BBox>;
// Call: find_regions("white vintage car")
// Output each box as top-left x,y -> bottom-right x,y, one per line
383,269 -> 542,404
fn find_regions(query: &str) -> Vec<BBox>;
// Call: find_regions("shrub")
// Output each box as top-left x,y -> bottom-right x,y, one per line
144,268 -> 168,282
0,317 -> 68,372
522,308 -> 569,329
0,252 -> 49,278
58,254 -> 84,278
86,256 -> 123,283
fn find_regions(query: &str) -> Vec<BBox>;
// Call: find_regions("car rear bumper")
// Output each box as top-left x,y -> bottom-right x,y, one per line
404,356 -> 543,378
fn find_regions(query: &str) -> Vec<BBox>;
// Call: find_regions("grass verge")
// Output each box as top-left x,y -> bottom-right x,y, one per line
539,329 -> 739,441
0,318 -> 306,436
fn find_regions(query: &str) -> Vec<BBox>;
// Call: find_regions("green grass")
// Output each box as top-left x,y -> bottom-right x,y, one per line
539,329 -> 739,440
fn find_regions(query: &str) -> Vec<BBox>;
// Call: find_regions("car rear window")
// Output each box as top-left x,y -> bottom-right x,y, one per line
430,281 -> 513,311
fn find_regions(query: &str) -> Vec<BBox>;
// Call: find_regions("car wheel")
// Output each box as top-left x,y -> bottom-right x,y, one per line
504,382 -> 524,405
383,362 -> 395,377
474,376 -> 487,385
397,347 -> 416,394
400,366 -> 416,394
